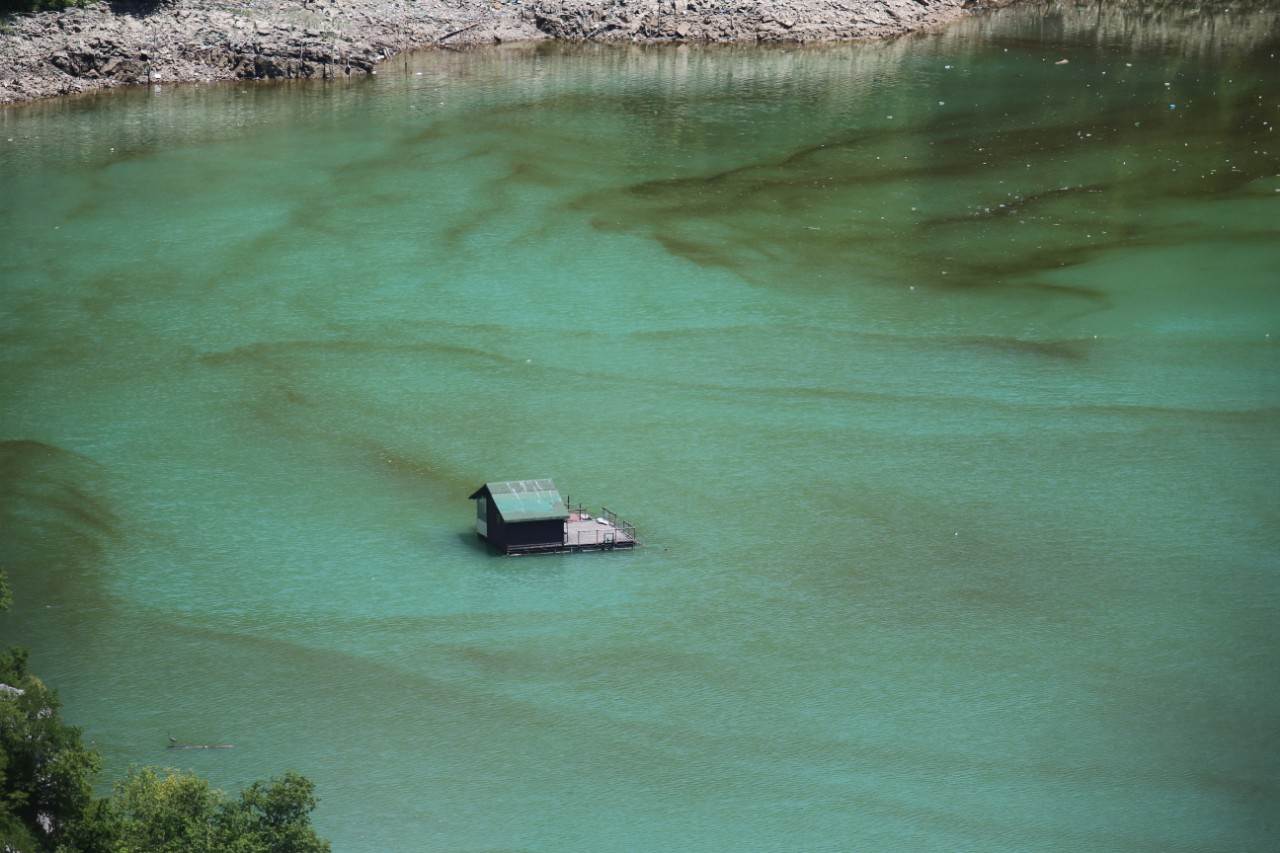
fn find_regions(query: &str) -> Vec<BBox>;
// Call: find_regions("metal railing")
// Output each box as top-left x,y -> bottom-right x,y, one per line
563,498 -> 639,546
571,527 -> 616,547
599,507 -> 638,544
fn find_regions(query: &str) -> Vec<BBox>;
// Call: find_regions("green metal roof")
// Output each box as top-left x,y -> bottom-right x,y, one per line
470,479 -> 568,522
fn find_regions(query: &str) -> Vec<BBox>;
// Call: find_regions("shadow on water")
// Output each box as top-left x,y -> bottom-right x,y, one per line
453,530 -> 492,556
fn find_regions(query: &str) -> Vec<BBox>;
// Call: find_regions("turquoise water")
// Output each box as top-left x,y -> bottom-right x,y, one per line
2,3 -> 1278,849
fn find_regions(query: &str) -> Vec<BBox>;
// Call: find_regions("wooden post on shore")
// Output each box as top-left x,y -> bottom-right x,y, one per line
146,19 -> 154,86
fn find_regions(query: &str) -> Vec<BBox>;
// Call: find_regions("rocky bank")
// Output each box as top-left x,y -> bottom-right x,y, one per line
0,0 -> 995,105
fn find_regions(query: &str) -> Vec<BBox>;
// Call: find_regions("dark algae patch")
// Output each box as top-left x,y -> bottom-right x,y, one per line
571,37 -> 1279,297
0,439 -> 117,575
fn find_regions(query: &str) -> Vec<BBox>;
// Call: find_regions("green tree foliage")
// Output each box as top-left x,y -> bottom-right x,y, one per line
0,571 -> 330,852
220,771 -> 329,853
0,584 -> 100,851
106,768 -> 222,853
81,768 -> 330,853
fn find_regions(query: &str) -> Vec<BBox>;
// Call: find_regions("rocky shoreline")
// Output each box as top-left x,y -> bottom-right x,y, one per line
1,0 -> 997,105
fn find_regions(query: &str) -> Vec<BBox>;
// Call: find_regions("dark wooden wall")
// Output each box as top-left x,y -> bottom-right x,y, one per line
494,518 -> 564,552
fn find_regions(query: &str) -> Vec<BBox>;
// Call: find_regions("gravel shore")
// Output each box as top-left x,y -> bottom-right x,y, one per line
1,0 -> 994,105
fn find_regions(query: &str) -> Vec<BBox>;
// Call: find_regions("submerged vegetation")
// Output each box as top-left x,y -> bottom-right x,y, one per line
0,571 -> 329,853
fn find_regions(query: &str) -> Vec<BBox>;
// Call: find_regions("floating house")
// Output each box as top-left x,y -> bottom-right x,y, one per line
468,479 -> 637,555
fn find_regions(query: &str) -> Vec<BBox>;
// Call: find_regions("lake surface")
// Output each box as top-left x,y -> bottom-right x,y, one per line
2,2 -> 1278,849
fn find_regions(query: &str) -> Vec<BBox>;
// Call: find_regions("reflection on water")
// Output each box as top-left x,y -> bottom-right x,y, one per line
0,2 -> 1278,851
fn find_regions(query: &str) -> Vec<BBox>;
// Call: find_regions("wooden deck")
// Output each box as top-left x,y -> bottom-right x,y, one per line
565,516 -> 636,547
